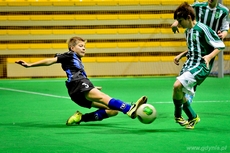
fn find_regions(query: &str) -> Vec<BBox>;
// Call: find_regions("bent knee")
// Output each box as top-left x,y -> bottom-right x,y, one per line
106,110 -> 119,117
173,80 -> 183,91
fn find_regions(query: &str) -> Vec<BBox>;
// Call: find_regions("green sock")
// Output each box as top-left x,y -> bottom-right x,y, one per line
173,99 -> 183,118
183,101 -> 197,120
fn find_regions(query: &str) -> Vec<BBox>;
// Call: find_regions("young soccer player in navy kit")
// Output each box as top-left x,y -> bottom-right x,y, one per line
16,36 -> 147,125
172,2 -> 225,129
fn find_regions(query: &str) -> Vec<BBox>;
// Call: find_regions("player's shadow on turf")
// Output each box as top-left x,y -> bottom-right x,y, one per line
137,129 -> 179,133
200,112 -> 230,117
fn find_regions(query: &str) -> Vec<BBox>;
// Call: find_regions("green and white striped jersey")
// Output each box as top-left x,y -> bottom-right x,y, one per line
181,22 -> 225,85
191,2 -> 229,32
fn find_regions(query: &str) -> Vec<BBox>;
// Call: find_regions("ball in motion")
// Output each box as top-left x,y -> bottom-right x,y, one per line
136,104 -> 157,124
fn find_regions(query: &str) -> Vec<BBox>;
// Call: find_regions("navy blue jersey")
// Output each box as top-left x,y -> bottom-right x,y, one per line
55,51 -> 87,82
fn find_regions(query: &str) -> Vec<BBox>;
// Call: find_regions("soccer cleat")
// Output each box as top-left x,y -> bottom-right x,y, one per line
127,96 -> 148,119
186,115 -> 200,129
66,111 -> 82,126
175,116 -> 189,126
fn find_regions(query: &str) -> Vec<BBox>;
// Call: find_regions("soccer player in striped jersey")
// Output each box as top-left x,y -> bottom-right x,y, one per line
15,36 -> 147,125
172,2 -> 225,129
171,0 -> 229,124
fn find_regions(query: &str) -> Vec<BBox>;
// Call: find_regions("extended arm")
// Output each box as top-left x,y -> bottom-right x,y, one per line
15,57 -> 58,68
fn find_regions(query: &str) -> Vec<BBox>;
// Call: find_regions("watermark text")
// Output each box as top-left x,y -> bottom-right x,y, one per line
186,145 -> 228,152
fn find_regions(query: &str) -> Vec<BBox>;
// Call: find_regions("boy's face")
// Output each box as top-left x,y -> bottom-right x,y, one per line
177,17 -> 191,29
71,41 -> 86,57
208,0 -> 218,8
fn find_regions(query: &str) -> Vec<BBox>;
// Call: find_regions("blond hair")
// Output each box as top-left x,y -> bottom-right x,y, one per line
67,36 -> 87,50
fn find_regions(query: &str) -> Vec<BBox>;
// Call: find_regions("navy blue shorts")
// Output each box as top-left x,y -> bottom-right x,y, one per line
66,78 -> 94,108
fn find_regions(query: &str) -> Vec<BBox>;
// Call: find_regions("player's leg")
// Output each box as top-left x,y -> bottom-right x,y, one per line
66,88 -> 147,125
182,98 -> 197,121
185,93 -> 193,103
71,78 -> 147,118
183,87 -> 200,129
66,78 -> 147,125
85,88 -> 148,119
183,99 -> 200,129
66,101 -> 119,125
185,85 -> 197,103
66,109 -> 119,125
76,102 -> 119,124
176,72 -> 200,129
173,80 -> 188,126
66,79 -> 119,125
91,102 -> 119,117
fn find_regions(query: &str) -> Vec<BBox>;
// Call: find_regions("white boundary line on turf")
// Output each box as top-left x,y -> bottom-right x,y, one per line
154,100 -> 230,103
0,87 -> 70,99
0,87 -> 229,103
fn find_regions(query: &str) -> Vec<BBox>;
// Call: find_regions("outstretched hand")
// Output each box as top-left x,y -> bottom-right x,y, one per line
15,60 -> 29,68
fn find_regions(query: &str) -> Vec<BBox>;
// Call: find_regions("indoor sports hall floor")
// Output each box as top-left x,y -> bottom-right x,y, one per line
0,76 -> 230,153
